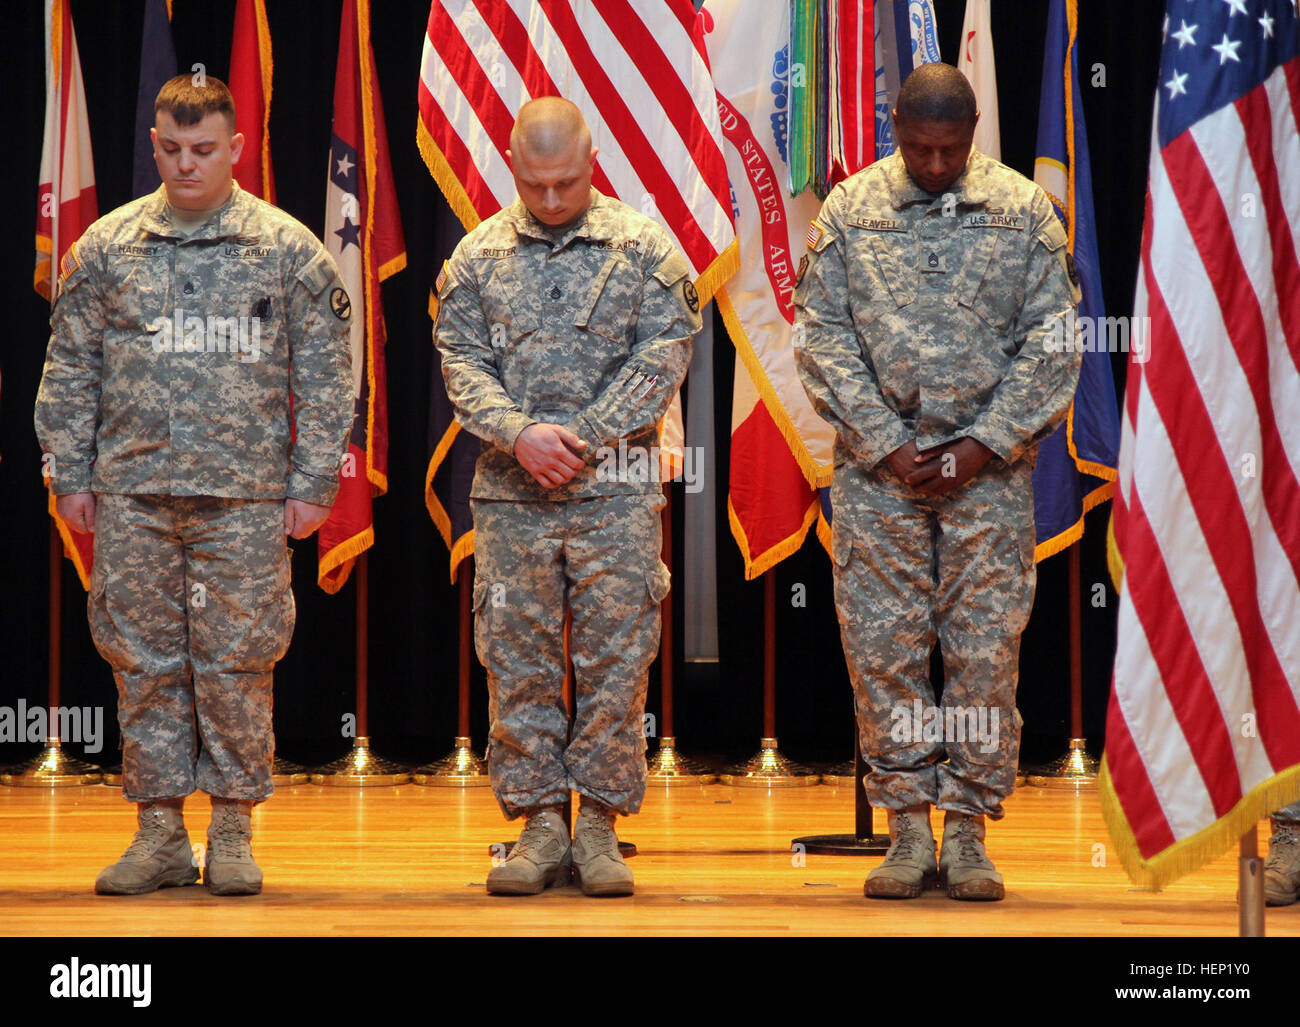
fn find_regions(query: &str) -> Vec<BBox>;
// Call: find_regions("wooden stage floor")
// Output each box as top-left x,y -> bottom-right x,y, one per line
1,780 -> 1294,937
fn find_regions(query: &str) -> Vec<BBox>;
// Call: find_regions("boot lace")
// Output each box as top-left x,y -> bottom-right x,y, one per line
123,809 -> 174,859
208,807 -> 251,861
952,818 -> 989,866
515,812 -> 563,860
885,814 -> 925,862
577,808 -> 619,856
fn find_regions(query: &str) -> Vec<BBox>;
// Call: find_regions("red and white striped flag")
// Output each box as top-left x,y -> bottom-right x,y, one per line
1101,0 -> 1300,889
417,0 -> 738,573
317,0 -> 406,593
35,0 -> 98,587
230,0 -> 275,202
701,0 -> 832,578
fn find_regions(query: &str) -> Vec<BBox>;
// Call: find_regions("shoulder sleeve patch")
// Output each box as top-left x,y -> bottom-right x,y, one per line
805,219 -> 833,253
683,279 -> 699,313
55,242 -> 87,296
296,247 -> 336,297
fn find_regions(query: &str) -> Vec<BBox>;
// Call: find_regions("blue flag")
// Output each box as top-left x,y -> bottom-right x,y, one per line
1030,0 -> 1120,559
132,0 -> 177,198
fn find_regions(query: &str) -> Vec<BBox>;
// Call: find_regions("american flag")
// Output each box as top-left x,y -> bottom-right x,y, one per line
1101,0 -> 1300,889
416,0 -> 738,578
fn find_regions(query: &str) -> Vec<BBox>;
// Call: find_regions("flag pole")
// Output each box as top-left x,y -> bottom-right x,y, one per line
718,569 -> 819,786
1025,543 -> 1099,787
792,718 -> 891,855
1,523 -> 103,786
1239,824 -> 1265,937
647,486 -> 714,783
412,558 -> 489,786
310,552 -> 410,785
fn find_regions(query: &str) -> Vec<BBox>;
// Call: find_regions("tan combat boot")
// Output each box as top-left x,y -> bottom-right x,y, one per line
939,810 -> 1004,901
572,801 -> 634,897
205,798 -> 263,896
95,799 -> 199,895
486,807 -> 572,895
1265,818 -> 1300,906
865,804 -> 937,899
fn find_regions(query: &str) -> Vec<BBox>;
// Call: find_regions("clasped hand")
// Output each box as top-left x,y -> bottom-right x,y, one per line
514,423 -> 588,488
885,437 -> 994,495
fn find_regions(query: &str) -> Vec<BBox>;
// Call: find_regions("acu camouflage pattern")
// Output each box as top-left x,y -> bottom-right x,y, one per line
796,147 -> 1082,819
434,191 -> 700,500
34,183 -> 351,803
472,494 -> 670,817
89,494 -> 293,802
35,182 -> 354,507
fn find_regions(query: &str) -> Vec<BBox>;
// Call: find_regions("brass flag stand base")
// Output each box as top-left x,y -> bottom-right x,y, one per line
271,755 -> 311,787
309,737 -> 411,786
0,740 -> 103,786
100,763 -> 123,787
647,736 -> 715,784
411,737 -> 490,786
718,738 -> 819,787
1024,738 -> 1098,789
819,759 -> 856,787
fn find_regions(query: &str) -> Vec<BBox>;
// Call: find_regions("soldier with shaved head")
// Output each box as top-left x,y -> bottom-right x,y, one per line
434,97 -> 701,896
796,63 -> 1082,902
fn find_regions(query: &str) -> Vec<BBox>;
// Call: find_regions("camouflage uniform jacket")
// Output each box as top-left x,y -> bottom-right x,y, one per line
434,191 -> 701,501
35,183 -> 354,507
795,147 -> 1082,474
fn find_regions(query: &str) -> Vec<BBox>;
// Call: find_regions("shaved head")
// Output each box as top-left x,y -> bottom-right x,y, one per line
507,97 -> 599,229
892,63 -> 980,194
509,96 -> 592,161
895,63 -> 978,125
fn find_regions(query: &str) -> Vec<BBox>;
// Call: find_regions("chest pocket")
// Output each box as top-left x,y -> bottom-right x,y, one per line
845,227 -> 915,330
482,259 -> 542,348
108,256 -> 171,331
958,228 -> 1023,336
575,256 -> 635,345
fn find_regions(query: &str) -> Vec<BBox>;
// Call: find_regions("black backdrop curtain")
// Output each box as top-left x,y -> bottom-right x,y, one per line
0,0 -> 1163,771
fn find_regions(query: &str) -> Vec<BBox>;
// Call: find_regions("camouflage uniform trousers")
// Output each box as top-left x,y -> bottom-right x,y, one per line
831,455 -> 1036,820
471,492 -> 671,819
88,493 -> 294,802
